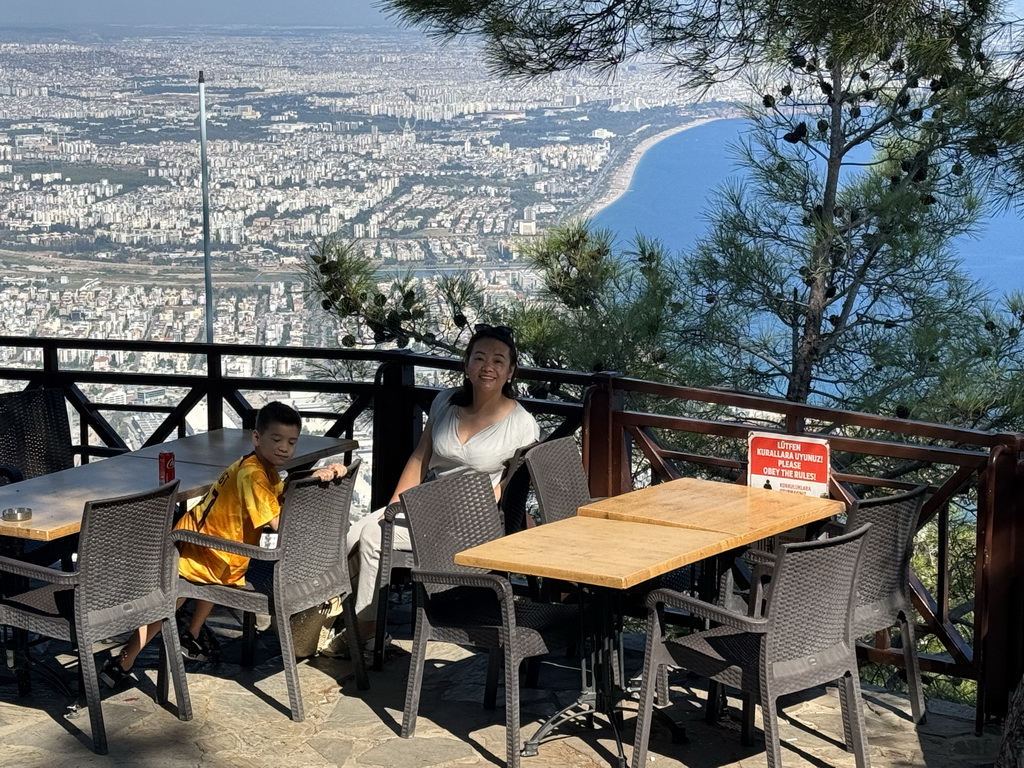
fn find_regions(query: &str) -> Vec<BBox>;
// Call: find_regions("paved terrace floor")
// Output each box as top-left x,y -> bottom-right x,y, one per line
0,599 -> 1004,768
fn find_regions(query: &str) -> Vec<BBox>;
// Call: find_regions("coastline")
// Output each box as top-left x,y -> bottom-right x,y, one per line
583,117 -> 724,219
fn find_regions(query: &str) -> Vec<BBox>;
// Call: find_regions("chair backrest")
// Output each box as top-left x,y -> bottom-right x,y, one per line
524,436 -> 592,524
75,480 -> 180,634
845,483 -> 927,623
0,388 -> 74,480
274,459 -> 360,594
762,524 -> 870,665
497,442 -> 536,535
400,471 -> 503,594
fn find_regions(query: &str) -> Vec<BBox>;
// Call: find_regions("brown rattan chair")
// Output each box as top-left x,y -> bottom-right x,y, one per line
0,387 -> 78,570
0,387 -> 74,485
845,485 -> 928,723
523,436 -> 592,524
632,525 -> 872,768
167,460 -> 368,722
732,484 -> 929,724
525,436 -> 690,701
372,444 -> 536,670
398,471 -> 579,768
0,481 -> 190,755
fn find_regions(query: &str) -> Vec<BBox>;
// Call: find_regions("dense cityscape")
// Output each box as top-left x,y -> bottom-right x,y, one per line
0,27 -> 742,343
0,24 -> 744,484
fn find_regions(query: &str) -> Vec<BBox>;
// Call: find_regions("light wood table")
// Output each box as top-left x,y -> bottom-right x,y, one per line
458,516 -> 727,766
0,430 -> 357,542
456,515 -> 738,590
456,482 -> 846,766
577,477 -> 845,542
126,428 -> 355,468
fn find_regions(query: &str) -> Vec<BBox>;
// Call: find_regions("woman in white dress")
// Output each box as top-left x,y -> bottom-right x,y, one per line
340,324 -> 540,655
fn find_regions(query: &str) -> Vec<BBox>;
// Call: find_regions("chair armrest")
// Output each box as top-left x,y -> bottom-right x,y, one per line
646,587 -> 767,633
0,553 -> 78,585
412,569 -> 514,602
383,502 -> 403,523
171,530 -> 281,561
0,464 -> 24,484
818,519 -> 845,538
748,562 -> 775,617
742,547 -> 777,567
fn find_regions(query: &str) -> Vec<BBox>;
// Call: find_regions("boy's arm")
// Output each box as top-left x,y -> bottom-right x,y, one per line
311,463 -> 347,482
240,465 -> 284,534
263,464 -> 348,531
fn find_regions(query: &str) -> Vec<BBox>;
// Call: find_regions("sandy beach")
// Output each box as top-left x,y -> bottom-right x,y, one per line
583,117 -> 723,219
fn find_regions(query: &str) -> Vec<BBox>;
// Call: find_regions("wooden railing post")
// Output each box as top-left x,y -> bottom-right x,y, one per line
370,354 -> 419,510
583,373 -> 628,498
975,438 -> 1024,730
206,348 -> 224,431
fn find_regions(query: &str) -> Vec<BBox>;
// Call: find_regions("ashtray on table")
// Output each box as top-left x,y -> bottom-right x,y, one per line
1,507 -> 32,521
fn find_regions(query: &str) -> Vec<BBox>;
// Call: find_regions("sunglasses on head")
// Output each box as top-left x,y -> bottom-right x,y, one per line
473,323 -> 514,339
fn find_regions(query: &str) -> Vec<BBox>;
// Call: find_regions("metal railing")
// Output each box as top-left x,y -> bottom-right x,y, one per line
1,335 -> 1020,727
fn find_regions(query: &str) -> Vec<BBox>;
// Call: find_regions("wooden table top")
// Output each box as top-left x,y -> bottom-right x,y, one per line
0,456 -> 225,541
455,516 -> 739,590
0,430 -> 358,542
577,477 -> 845,542
126,429 -> 357,467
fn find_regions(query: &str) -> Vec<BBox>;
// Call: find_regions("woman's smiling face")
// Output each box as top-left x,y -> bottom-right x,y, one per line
465,336 -> 514,396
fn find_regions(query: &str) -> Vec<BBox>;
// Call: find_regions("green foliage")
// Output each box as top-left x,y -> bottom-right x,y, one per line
304,224 -> 718,395
500,222 -> 715,388
523,220 -> 618,309
306,236 -> 504,355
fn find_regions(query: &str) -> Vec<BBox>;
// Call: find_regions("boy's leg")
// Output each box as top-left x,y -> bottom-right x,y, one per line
180,599 -> 220,662
188,599 -> 214,637
116,621 -> 160,671
114,597 -> 187,671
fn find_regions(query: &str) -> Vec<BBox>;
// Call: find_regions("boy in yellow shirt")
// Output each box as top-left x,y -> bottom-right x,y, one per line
100,401 -> 346,687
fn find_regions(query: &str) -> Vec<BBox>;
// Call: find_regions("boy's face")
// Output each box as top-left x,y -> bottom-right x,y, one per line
252,421 -> 300,470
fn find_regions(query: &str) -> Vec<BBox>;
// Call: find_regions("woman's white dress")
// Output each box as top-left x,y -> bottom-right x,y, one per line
348,387 -> 540,621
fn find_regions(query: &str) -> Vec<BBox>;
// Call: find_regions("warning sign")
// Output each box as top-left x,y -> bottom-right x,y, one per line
747,433 -> 830,498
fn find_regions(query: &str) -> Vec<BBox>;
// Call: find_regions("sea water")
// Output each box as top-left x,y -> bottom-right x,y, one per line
592,118 -> 1023,298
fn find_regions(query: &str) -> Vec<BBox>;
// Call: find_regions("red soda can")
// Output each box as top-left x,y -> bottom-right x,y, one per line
159,451 -> 176,484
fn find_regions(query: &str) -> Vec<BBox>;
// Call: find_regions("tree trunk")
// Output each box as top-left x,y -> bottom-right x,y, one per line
997,677 -> 1024,768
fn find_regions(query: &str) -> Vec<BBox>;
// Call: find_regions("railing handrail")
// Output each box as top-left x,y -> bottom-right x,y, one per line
2,335 -> 1011,447
613,375 -> 1009,448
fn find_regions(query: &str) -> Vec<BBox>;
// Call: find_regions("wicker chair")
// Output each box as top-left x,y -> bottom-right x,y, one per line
523,436 -> 592,524
632,525 -> 872,768
846,485 -> 928,723
373,500 -> 412,670
0,387 -> 77,569
0,387 -> 74,485
398,471 -> 579,768
372,444 -> 536,671
0,481 -> 190,755
733,484 -> 929,724
167,461 -> 368,722
524,436 -> 689,701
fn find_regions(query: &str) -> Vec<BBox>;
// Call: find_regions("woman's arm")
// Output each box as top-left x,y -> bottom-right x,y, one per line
389,428 -> 433,504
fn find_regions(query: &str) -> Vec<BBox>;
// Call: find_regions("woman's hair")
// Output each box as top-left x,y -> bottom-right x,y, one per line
450,324 -> 519,406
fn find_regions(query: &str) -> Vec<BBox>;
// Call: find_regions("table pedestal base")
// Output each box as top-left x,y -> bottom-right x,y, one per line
521,587 -> 687,767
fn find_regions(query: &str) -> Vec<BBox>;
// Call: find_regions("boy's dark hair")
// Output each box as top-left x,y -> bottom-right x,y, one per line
255,401 -> 302,432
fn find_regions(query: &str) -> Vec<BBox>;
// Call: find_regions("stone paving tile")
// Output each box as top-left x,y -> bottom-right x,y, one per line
0,599 -> 1005,768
